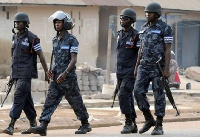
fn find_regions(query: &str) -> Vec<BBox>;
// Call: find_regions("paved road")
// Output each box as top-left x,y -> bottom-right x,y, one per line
1,121 -> 200,137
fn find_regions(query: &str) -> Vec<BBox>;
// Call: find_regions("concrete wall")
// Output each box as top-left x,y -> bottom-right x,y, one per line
0,5 -> 200,78
0,5 -> 99,66
17,5 -> 99,67
0,6 -> 17,77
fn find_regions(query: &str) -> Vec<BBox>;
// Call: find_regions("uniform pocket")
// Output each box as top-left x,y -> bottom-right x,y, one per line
20,44 -> 30,56
61,45 -> 70,56
152,33 -> 159,40
151,30 -> 161,40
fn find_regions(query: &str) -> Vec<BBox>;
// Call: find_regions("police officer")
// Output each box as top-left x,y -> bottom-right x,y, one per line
134,2 -> 173,135
116,8 -> 140,134
3,12 -> 49,135
28,11 -> 91,136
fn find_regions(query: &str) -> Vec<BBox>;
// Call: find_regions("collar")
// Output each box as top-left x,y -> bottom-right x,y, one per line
16,29 -> 28,39
122,27 -> 134,36
56,31 -> 69,41
145,19 -> 162,28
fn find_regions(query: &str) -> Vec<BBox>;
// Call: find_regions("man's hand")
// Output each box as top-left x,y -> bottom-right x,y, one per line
46,70 -> 54,82
164,68 -> 170,78
8,78 -> 14,86
44,73 -> 50,83
56,72 -> 67,83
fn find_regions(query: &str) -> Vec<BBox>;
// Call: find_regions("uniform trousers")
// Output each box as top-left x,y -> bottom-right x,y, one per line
39,78 -> 89,123
9,78 -> 36,120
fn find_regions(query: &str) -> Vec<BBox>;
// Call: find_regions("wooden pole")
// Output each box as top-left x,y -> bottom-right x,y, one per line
106,16 -> 113,84
106,28 -> 112,84
175,21 -> 178,61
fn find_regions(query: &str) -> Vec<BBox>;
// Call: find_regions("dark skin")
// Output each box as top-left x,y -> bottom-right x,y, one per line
120,16 -> 133,31
134,12 -> 171,78
46,20 -> 77,84
9,21 -> 49,84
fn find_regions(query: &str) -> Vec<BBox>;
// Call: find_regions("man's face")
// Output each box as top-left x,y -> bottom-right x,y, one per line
55,20 -> 64,31
120,16 -> 132,27
14,21 -> 25,30
145,12 -> 157,22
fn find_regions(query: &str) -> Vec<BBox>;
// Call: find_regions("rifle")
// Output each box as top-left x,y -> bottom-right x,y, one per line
1,80 -> 14,107
156,57 -> 180,116
111,84 -> 118,108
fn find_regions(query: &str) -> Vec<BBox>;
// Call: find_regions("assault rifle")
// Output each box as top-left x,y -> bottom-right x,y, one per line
111,84 -> 118,108
1,80 -> 14,107
156,57 -> 180,116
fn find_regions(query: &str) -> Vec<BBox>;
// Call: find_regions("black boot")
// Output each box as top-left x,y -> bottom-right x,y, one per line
28,121 -> 48,136
75,119 -> 92,134
21,118 -> 37,134
132,118 -> 138,133
139,111 -> 156,134
3,118 -> 17,135
121,114 -> 138,134
151,117 -> 164,135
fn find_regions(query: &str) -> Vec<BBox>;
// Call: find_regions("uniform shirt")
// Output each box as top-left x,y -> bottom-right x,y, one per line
52,31 -> 78,79
11,30 -> 41,78
139,19 -> 174,66
116,27 -> 140,79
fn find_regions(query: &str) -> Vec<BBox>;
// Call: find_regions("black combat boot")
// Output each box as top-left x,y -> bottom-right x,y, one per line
151,117 -> 164,135
3,118 -> 17,135
121,114 -> 138,134
28,121 -> 48,136
139,111 -> 156,134
21,118 -> 37,134
75,119 -> 92,134
132,118 -> 138,133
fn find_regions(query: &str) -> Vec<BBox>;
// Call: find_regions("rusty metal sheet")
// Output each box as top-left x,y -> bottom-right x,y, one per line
0,0 -> 86,5
82,0 -> 134,6
1,0 -> 200,11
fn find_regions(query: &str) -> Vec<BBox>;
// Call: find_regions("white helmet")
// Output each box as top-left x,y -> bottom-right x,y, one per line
49,11 -> 74,30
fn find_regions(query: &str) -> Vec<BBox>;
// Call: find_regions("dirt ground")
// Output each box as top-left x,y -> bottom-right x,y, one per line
1,75 -> 200,133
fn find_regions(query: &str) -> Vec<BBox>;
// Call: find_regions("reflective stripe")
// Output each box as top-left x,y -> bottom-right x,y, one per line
136,41 -> 141,47
34,43 -> 41,51
70,45 -> 78,53
61,45 -> 70,49
21,41 -> 29,46
164,36 -> 173,44
151,30 -> 161,34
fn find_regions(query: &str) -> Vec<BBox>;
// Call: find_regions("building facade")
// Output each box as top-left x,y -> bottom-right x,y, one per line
0,0 -> 200,77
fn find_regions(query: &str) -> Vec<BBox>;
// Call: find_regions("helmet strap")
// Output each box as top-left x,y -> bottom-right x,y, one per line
12,28 -> 16,34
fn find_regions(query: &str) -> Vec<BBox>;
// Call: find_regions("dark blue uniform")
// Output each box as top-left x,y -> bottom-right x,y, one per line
39,32 -> 89,123
10,30 -> 41,120
134,20 -> 173,117
116,27 -> 140,119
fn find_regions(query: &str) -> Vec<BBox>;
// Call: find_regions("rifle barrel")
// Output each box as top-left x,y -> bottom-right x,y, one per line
1,81 -> 14,107
156,58 -> 180,116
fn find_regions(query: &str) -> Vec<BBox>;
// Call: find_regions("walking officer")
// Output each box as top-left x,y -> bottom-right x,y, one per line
134,2 -> 173,135
116,8 -> 140,134
28,11 -> 92,136
3,12 -> 49,135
